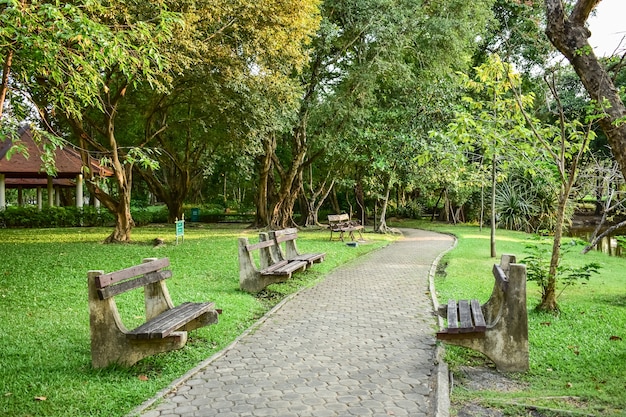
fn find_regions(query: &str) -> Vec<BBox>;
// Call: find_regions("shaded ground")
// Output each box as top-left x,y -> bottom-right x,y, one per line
452,365 -> 596,417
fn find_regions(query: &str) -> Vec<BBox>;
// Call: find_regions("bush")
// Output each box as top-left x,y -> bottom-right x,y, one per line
393,200 -> 423,219
0,206 -> 156,228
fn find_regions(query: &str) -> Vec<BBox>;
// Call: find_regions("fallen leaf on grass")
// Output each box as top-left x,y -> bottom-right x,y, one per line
138,375 -> 149,381
566,382 -> 573,388
34,396 -> 47,401
541,322 -> 551,326
609,335 -> 622,341
4,392 -> 12,397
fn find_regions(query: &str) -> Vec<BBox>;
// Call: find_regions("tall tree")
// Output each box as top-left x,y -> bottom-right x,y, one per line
544,0 -> 626,181
260,0 -> 496,228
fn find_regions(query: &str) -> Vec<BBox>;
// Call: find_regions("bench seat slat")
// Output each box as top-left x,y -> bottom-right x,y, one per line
458,300 -> 474,333
263,260 -> 289,273
446,299 -> 459,333
291,253 -> 325,264
127,302 -> 215,340
261,260 -> 307,276
471,299 -> 487,331
437,298 -> 487,339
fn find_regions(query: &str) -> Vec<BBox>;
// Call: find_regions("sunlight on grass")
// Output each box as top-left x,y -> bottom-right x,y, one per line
0,225 -> 393,417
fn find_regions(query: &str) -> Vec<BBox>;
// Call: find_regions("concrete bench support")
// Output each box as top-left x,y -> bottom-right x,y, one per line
238,236 -> 307,293
88,258 -> 219,368
264,228 -> 326,266
436,254 -> 528,372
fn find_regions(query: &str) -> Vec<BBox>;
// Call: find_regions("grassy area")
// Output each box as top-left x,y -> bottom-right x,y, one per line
0,225 -> 394,417
392,219 -> 626,416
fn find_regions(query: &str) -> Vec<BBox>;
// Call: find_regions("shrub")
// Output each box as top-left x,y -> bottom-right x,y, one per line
393,200 -> 423,219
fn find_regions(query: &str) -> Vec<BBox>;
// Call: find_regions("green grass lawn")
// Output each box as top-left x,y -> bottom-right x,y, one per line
392,219 -> 626,416
0,225 -> 394,417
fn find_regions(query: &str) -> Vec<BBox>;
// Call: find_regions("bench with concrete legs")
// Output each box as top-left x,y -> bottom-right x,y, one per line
262,228 -> 326,266
436,254 -> 528,372
88,258 -> 220,368
238,236 -> 308,293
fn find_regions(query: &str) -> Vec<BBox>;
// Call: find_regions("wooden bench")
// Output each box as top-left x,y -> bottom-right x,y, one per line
328,213 -> 364,241
87,258 -> 220,368
264,228 -> 326,266
237,236 -> 308,293
435,254 -> 528,372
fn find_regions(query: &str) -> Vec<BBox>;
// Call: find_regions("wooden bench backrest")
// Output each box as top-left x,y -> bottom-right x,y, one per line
273,227 -> 298,244
328,214 -> 349,223
95,258 -> 172,300
244,238 -> 275,252
492,264 -> 509,293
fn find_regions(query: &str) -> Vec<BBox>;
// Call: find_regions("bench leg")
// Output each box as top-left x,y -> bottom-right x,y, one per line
437,263 -> 529,372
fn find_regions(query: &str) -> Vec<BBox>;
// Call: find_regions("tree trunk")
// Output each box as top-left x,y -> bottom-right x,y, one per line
269,129 -> 307,229
0,49 -> 13,118
490,157 -> 497,258
254,136 -> 275,227
68,100 -> 134,243
375,177 -> 392,233
139,166 -> 190,223
538,188 -> 568,312
270,174 -> 302,229
302,171 -> 335,227
331,188 -> 340,214
105,178 -> 134,243
544,0 -> 626,181
355,180 -> 366,226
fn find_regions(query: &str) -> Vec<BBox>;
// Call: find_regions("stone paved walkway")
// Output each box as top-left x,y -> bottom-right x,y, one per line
130,228 -> 455,417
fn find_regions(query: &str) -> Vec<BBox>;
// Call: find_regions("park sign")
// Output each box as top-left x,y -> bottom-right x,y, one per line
175,214 -> 185,244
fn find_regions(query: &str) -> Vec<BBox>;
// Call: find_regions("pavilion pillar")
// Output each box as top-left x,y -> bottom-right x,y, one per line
76,174 -> 84,208
0,174 -> 5,210
55,190 -> 60,206
18,186 -> 23,206
37,187 -> 43,211
47,177 -> 54,207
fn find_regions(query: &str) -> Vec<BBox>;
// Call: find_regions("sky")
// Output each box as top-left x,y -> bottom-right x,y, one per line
587,0 -> 626,56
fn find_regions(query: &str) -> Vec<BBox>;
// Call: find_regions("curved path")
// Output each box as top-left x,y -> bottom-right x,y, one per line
130,228 -> 455,417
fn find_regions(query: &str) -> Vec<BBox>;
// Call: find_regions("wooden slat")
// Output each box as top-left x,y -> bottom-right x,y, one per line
492,264 -> 509,292
97,270 -> 172,300
263,260 -> 289,273
245,239 -> 275,251
262,260 -> 307,276
458,300 -> 474,332
96,258 -> 170,289
275,233 -> 298,244
446,299 -> 459,333
278,260 -> 307,274
292,253 -> 325,265
127,302 -> 215,340
328,214 -> 349,223
470,299 -> 487,331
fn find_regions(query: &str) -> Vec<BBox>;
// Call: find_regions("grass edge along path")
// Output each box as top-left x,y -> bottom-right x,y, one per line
392,219 -> 626,417
0,225 -> 396,417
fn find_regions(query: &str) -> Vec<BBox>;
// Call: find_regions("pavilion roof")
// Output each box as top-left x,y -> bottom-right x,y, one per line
0,125 -> 113,180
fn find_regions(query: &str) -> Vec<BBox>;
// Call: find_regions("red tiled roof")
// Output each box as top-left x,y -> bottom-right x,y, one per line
0,126 -> 113,180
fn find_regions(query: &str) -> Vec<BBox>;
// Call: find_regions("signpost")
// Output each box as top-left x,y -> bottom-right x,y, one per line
175,214 -> 185,245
